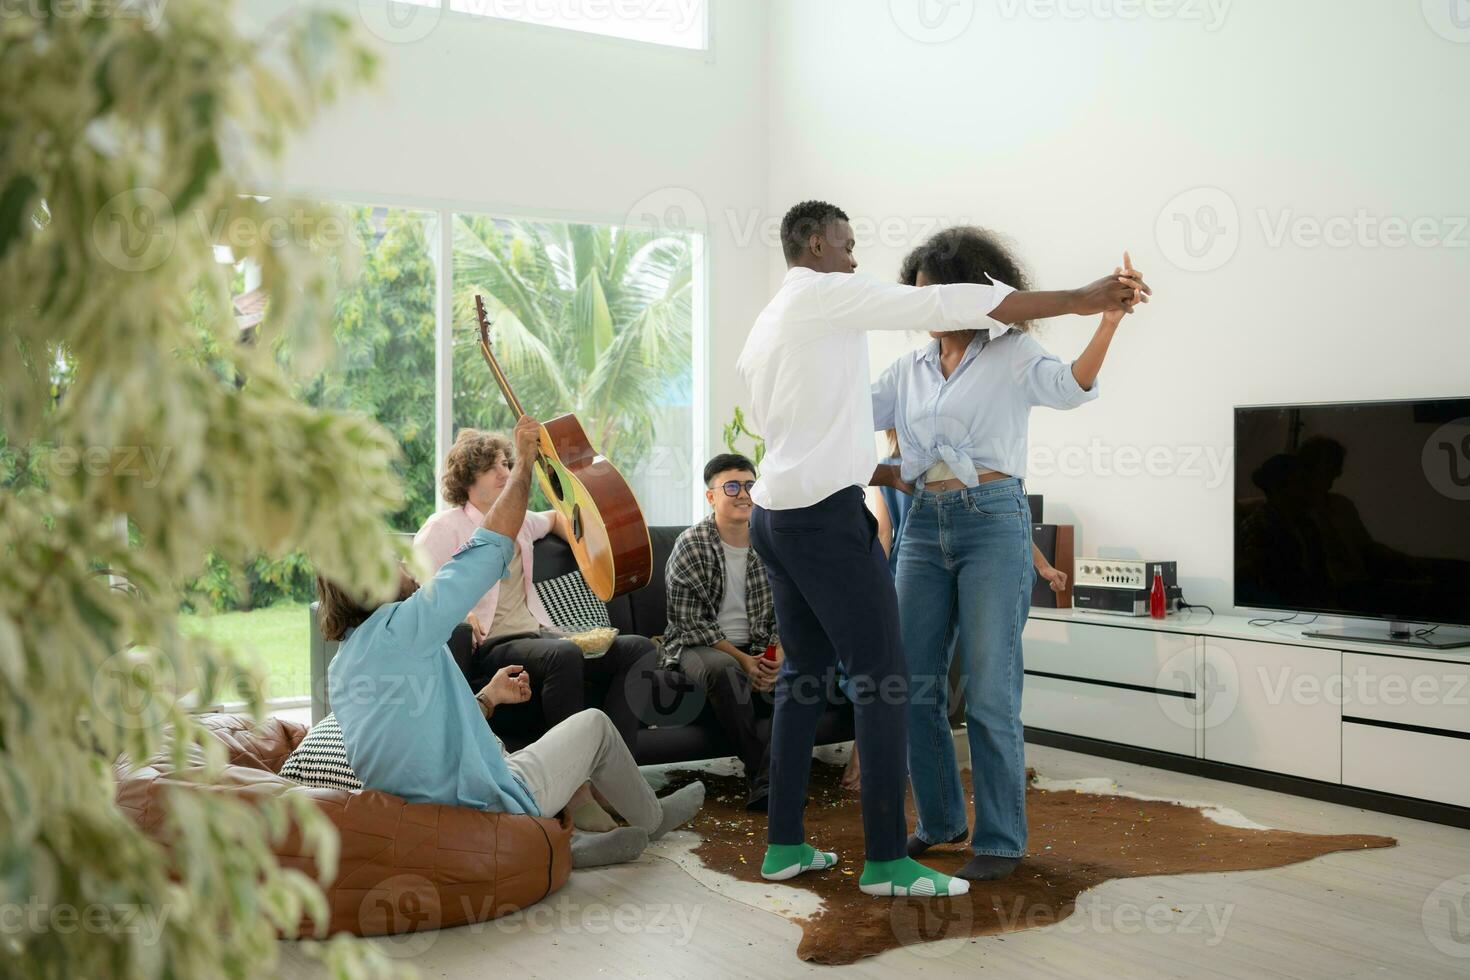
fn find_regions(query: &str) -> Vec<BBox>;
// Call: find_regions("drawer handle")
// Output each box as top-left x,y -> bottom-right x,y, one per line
1343,715 -> 1470,742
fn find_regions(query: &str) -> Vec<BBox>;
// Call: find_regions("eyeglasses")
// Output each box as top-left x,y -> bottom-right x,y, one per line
715,480 -> 756,498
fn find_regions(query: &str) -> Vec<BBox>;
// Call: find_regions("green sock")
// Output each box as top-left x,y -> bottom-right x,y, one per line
761,842 -> 838,881
859,857 -> 970,897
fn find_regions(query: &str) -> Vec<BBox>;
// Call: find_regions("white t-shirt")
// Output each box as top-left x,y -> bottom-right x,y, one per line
736,266 -> 1012,511
717,539 -> 750,649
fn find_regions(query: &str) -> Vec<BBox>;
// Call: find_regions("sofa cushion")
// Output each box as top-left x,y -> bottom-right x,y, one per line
623,526 -> 684,639
280,713 -> 365,792
534,571 -> 612,631
530,526 -> 686,638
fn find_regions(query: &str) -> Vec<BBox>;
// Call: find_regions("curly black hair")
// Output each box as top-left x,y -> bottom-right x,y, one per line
900,226 -> 1033,332
780,200 -> 851,263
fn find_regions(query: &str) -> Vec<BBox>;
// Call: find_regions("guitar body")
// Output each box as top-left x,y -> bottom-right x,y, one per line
534,413 -> 652,601
473,295 -> 652,601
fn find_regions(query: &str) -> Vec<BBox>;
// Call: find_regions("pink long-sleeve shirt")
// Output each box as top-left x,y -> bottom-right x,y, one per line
413,504 -> 557,631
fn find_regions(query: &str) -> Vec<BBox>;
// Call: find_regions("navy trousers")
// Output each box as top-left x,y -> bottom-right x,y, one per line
750,486 -> 909,861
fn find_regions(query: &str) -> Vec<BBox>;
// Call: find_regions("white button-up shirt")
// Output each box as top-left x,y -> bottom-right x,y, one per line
736,267 -> 1014,511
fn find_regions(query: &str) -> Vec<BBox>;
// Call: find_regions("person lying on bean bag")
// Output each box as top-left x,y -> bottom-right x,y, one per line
316,415 -> 704,866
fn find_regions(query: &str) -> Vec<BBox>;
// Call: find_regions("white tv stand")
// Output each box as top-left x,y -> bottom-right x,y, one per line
1021,608 -> 1470,826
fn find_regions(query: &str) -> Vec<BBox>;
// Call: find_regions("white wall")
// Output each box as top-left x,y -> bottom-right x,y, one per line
252,0 -> 1468,613
765,0 -> 1470,615
245,0 -> 772,513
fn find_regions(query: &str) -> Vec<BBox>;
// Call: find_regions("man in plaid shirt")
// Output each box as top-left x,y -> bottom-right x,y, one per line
664,453 -> 783,810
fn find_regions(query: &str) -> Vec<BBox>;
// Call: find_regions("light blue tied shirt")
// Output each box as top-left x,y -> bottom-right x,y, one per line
872,329 -> 1100,486
327,527 -> 541,816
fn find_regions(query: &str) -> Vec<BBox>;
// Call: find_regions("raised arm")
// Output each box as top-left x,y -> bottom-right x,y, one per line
378,416 -> 542,653
821,255 -> 1149,333
821,273 -> 1016,334
1070,255 -> 1141,390
991,252 -> 1150,325
1071,309 -> 1124,392
483,416 -> 540,538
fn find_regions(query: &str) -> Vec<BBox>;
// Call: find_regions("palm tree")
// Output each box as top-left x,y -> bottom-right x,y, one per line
451,216 -> 693,469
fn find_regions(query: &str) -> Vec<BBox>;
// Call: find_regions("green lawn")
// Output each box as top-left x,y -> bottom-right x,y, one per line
179,602 -> 313,701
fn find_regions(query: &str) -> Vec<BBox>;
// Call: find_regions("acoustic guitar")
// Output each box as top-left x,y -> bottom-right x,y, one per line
474,295 -> 653,600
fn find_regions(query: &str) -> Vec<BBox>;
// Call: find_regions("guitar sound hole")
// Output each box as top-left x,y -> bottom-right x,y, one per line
571,504 -> 584,543
546,467 -> 566,503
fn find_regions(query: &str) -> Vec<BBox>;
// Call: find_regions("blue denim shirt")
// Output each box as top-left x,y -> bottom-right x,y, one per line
327,527 -> 541,816
872,330 -> 1099,486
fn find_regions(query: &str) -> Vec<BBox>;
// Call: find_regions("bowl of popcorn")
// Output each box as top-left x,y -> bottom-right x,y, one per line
558,626 -> 619,658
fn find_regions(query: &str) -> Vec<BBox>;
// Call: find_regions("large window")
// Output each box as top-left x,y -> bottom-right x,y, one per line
182,200 -> 703,708
307,207 -> 442,534
182,206 -> 441,705
451,214 -> 698,527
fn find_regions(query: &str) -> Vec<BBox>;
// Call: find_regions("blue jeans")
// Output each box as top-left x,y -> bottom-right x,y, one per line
897,478 -> 1034,858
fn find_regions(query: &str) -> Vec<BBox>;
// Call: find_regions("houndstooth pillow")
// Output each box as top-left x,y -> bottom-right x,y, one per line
535,571 -> 611,632
280,713 -> 364,792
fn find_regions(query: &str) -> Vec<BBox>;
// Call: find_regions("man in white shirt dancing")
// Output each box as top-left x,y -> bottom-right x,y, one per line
738,200 -> 1148,897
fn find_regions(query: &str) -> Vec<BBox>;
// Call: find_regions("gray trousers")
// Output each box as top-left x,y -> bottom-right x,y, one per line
678,645 -> 772,783
505,709 -> 661,833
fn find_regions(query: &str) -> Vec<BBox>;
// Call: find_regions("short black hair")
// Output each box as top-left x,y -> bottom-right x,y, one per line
899,226 -> 1033,331
780,200 -> 851,263
704,453 -> 756,487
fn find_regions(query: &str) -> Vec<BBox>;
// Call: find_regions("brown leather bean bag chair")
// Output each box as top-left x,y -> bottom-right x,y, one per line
114,714 -> 574,938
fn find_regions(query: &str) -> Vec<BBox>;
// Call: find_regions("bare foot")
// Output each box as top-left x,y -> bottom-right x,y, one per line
840,745 -> 861,792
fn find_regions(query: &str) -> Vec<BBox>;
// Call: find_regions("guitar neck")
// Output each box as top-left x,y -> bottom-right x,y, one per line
478,337 -> 526,418
474,294 -> 526,419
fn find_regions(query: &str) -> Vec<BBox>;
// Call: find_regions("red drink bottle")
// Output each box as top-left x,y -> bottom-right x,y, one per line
1150,568 -> 1167,620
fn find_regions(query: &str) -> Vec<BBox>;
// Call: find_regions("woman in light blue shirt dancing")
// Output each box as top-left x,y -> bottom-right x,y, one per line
873,228 -> 1139,881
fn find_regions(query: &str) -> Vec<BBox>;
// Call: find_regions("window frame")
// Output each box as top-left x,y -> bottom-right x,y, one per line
227,189 -> 710,710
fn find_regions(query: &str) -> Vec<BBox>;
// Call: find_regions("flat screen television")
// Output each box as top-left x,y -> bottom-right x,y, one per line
1234,398 -> 1470,650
